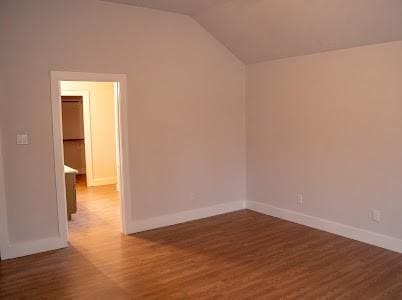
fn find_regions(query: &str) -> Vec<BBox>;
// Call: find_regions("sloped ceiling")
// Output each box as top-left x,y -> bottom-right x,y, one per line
104,0 -> 402,64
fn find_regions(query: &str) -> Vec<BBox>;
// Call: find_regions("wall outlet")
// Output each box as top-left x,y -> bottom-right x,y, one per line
297,193 -> 304,204
16,134 -> 29,145
370,209 -> 381,223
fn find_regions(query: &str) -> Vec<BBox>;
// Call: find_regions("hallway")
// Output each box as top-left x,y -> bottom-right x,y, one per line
69,176 -> 121,246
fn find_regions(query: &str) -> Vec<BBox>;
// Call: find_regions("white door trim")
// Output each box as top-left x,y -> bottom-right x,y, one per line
113,83 -> 121,192
60,90 -> 95,186
50,71 -> 131,245
0,128 -> 10,259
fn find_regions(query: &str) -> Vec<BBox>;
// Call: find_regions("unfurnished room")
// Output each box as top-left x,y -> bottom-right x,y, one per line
0,0 -> 402,299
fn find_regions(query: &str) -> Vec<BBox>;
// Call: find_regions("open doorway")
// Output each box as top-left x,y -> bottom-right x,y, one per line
50,72 -> 130,247
61,81 -> 119,223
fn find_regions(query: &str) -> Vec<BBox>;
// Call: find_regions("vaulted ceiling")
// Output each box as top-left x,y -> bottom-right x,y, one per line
105,0 -> 402,64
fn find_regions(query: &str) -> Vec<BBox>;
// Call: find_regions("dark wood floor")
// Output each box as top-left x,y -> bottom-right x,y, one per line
1,178 -> 402,299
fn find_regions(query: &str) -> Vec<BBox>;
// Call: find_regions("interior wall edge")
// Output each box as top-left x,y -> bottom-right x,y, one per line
245,39 -> 402,67
190,15 -> 246,65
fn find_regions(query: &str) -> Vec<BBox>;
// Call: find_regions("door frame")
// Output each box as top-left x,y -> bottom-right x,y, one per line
0,129 -> 9,259
50,71 -> 131,244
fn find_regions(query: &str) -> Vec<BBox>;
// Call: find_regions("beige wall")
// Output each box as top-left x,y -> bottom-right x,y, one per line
61,82 -> 117,184
247,41 -> 402,240
0,0 -> 246,244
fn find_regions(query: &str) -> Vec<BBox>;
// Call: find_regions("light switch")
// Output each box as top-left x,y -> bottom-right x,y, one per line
16,134 -> 29,145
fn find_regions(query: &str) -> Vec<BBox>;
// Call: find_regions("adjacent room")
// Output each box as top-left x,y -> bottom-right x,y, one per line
1,0 -> 402,299
60,80 -> 123,242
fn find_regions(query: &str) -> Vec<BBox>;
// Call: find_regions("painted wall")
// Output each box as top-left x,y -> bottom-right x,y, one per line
247,41 -> 402,240
61,82 -> 117,185
0,0 -> 245,245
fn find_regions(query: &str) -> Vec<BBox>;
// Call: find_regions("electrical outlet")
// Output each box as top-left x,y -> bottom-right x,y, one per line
297,193 -> 304,204
370,209 -> 381,223
16,134 -> 28,145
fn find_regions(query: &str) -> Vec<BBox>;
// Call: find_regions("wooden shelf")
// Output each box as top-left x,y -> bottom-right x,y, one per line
63,138 -> 84,142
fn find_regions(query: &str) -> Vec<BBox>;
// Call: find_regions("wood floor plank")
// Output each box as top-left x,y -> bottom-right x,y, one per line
1,176 -> 402,299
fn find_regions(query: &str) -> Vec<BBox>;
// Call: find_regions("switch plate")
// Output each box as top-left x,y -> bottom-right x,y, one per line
16,134 -> 28,145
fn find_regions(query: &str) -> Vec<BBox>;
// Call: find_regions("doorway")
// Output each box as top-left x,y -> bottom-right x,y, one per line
50,72 -> 130,246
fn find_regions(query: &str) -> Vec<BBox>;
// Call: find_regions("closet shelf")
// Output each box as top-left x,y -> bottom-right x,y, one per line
63,138 -> 85,142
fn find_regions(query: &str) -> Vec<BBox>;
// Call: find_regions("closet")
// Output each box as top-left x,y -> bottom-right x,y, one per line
61,96 -> 86,174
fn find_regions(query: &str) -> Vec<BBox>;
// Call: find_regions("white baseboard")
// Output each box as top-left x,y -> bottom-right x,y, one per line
246,200 -> 402,254
91,176 -> 117,187
4,200 -> 399,259
1,236 -> 68,260
128,201 -> 246,234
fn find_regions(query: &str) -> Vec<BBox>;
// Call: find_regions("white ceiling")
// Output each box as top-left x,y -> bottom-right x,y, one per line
104,0 -> 402,64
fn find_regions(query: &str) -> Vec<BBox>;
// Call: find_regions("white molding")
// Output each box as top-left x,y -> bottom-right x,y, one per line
113,83 -> 121,192
247,200 -> 402,254
115,78 -> 131,234
0,129 -> 10,260
50,71 -> 131,249
60,90 -> 95,186
0,237 -> 68,260
92,176 -> 117,186
50,73 -> 70,247
128,201 -> 246,233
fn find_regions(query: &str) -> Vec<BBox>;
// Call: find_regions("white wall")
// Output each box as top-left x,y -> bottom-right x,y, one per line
61,81 -> 117,185
0,0 -> 245,249
247,41 -> 402,240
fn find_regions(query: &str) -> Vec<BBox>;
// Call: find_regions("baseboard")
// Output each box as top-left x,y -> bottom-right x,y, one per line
91,176 -> 117,186
246,200 -> 402,254
4,201 -> 399,259
1,236 -> 68,260
128,201 -> 246,234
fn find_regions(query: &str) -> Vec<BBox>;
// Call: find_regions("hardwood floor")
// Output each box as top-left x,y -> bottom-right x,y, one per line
1,178 -> 402,299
